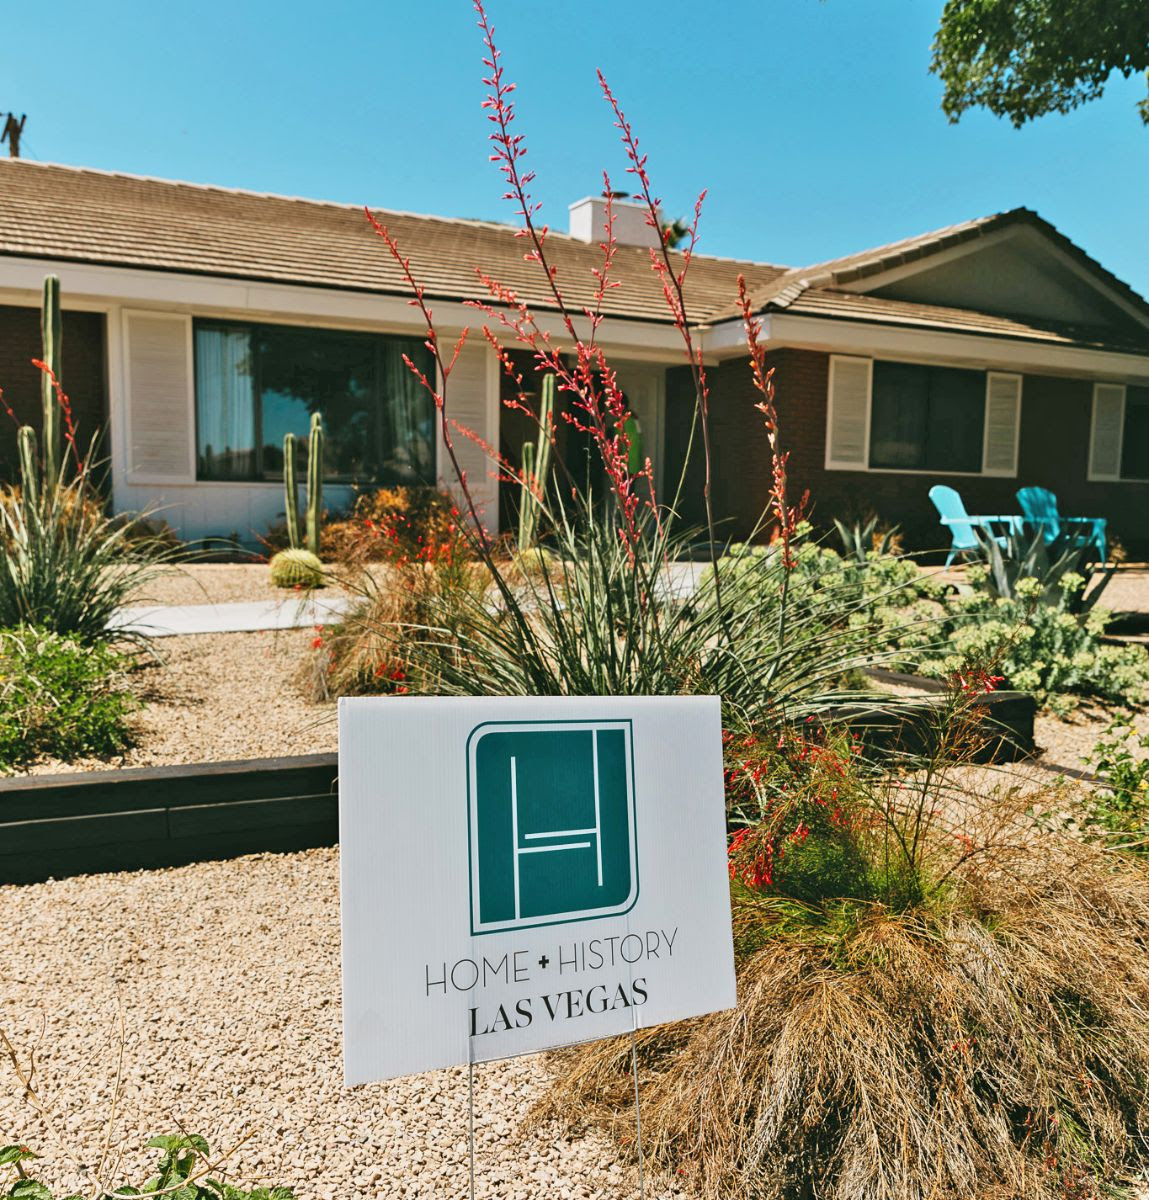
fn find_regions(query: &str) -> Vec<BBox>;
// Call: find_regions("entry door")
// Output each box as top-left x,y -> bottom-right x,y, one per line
613,363 -> 666,497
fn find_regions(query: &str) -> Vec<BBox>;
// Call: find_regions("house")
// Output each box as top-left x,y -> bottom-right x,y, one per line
1,159 -> 1147,552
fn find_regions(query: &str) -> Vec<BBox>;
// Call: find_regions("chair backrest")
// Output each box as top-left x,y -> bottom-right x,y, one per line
928,484 -> 978,550
1016,487 -> 1060,541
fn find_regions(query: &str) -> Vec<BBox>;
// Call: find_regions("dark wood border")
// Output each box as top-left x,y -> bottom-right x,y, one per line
0,754 -> 338,886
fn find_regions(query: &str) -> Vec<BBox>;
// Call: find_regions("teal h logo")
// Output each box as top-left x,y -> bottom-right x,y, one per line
467,721 -> 638,935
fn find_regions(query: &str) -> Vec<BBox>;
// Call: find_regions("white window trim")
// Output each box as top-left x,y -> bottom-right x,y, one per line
824,354 -> 872,470
825,355 -> 1022,477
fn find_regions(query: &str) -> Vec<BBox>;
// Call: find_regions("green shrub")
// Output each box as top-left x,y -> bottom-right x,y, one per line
0,627 -> 137,768
1081,719 -> 1149,850
0,1133 -> 295,1200
0,475 -> 177,645
728,542 -> 1149,709
912,568 -> 1149,709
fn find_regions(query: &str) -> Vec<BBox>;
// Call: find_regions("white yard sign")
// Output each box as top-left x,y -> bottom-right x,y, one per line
340,695 -> 735,1085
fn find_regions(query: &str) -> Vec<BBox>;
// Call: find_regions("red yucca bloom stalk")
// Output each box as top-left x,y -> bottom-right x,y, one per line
738,277 -> 807,570
31,358 -> 85,476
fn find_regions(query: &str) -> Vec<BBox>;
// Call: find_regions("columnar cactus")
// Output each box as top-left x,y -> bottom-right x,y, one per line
282,432 -> 301,550
517,373 -> 554,552
272,415 -> 325,588
17,425 -> 39,511
40,275 -> 62,485
305,411 -> 324,557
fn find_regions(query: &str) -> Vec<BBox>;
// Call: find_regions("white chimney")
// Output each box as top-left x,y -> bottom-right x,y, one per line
568,195 -> 661,248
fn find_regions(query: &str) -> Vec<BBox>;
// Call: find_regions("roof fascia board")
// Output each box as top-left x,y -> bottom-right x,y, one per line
0,255 -> 688,357
703,311 -> 1149,383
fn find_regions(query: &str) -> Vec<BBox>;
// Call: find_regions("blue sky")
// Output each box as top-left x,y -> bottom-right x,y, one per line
5,1 -> 1147,296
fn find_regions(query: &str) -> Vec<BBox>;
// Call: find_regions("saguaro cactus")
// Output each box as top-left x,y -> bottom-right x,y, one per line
40,275 -> 62,484
517,373 -> 554,552
305,412 -> 324,557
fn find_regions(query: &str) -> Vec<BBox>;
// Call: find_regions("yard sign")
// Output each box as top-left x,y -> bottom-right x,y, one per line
339,695 -> 735,1085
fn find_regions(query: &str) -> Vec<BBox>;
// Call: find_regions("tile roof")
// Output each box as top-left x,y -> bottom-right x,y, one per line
2,161 -> 1146,356
0,159 -> 787,325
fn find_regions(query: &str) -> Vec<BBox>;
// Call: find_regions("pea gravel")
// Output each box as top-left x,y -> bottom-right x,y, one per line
0,847 -> 691,1200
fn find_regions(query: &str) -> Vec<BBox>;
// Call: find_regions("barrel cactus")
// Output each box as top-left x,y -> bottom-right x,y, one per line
268,547 -> 326,589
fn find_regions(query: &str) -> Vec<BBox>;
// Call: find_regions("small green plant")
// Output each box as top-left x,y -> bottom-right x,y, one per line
1082,719 -> 1149,850
267,547 -> 326,590
832,515 -> 901,564
0,1134 -> 295,1200
0,627 -> 137,769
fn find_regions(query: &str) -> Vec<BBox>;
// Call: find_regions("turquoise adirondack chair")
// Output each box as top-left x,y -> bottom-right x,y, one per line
929,485 -> 1022,567
1016,487 -> 1107,563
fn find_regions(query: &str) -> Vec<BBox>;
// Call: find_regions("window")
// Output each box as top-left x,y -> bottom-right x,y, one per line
1121,386 -> 1149,481
194,320 -> 436,484
869,362 -> 985,472
825,356 -> 1020,476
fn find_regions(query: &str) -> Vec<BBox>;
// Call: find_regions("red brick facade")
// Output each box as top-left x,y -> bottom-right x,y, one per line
0,304 -> 108,482
673,348 -> 1149,556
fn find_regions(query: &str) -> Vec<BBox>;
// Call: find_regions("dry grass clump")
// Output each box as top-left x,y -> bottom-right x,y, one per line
544,841 -> 1149,1199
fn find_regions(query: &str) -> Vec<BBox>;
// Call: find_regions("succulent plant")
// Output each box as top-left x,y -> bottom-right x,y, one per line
268,547 -> 326,589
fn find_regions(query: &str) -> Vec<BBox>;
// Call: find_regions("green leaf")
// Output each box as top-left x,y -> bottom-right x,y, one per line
144,1137 -> 178,1153
10,1180 -> 53,1200
268,1190 -> 295,1200
0,1147 -> 37,1168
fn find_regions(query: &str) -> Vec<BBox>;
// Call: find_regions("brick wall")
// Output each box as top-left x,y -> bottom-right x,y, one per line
693,347 -> 1149,556
0,304 -> 107,481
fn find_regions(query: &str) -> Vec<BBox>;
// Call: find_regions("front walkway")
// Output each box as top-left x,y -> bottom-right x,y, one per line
109,593 -> 355,638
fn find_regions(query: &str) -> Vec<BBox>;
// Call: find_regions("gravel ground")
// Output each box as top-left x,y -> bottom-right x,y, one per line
131,563 -> 278,607
1,848 -> 685,1200
20,630 -> 337,776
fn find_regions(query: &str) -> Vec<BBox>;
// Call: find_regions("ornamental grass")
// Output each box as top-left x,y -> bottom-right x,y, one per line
545,835 -> 1149,1199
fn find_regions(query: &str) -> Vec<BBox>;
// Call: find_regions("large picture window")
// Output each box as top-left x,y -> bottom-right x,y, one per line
868,362 -> 985,473
194,320 -> 435,483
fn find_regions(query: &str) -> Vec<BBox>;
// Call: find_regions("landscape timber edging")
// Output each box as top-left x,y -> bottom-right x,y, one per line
848,668 -> 1036,762
0,753 -> 338,886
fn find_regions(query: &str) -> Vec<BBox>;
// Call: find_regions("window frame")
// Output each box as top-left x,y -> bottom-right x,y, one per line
824,354 -> 1022,478
192,316 -> 436,486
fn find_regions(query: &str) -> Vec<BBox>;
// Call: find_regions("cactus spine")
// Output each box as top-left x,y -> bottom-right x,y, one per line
40,275 -> 62,485
281,414 -> 323,554
305,412 -> 324,557
517,373 -> 554,552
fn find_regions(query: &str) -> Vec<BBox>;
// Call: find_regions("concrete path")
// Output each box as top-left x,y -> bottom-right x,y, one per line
109,593 -> 355,638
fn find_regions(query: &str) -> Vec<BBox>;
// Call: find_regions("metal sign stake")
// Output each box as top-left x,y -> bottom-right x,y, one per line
630,1026 -> 645,1200
468,1058 -> 477,1200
